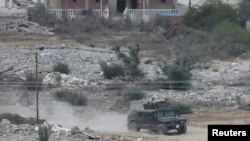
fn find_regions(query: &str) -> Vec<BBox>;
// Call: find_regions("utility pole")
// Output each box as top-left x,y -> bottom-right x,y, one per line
189,0 -> 191,9
101,0 -> 103,13
35,52 -> 39,124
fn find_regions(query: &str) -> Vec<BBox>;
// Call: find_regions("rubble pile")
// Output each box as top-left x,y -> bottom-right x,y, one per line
0,44 -> 250,108
4,19 -> 54,35
0,118 -> 143,141
13,0 -> 35,7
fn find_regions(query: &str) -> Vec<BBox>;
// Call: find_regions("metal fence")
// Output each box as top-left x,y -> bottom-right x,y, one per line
126,9 -> 183,17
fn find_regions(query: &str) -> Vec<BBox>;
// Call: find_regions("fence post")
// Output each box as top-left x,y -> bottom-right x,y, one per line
35,52 -> 39,124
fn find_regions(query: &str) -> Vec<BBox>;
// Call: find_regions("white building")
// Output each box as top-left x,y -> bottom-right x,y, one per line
177,0 -> 241,7
0,0 -> 7,8
177,0 -> 242,14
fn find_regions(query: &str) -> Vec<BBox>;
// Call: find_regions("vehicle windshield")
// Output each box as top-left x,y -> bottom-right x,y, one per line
156,110 -> 175,117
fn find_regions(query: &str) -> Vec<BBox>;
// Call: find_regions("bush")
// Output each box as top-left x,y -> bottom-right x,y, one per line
212,20 -> 250,46
124,87 -> 145,101
24,71 -> 42,90
182,8 -> 198,27
53,62 -> 70,74
54,89 -> 87,106
38,125 -> 50,141
211,20 -> 250,57
161,56 -> 193,90
113,46 -> 144,77
100,61 -> 125,79
55,15 -> 107,34
170,101 -> 192,115
27,3 -> 58,27
183,0 -> 237,30
139,15 -> 170,32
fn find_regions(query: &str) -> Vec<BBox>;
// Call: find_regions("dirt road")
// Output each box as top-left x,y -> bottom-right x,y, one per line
99,126 -> 207,141
1,86 -> 249,141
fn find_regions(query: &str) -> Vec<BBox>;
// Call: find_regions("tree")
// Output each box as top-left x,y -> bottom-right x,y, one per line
183,0 -> 237,30
238,0 -> 250,26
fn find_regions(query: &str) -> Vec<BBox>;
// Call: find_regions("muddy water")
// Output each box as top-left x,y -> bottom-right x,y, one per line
0,88 -> 127,131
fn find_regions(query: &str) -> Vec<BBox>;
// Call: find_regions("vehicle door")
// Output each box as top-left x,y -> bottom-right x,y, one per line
138,112 -> 154,129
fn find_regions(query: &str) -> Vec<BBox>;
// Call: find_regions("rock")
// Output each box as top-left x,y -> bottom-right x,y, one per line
1,119 -> 11,125
140,64 -> 163,80
210,64 -> 219,72
84,127 -> 95,134
50,123 -> 70,133
43,72 -> 61,88
244,104 -> 250,111
134,138 -> 143,141
70,126 -> 80,135
34,126 -> 39,131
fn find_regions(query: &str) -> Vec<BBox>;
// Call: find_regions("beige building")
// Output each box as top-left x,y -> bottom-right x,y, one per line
48,0 -> 177,13
47,0 -> 61,8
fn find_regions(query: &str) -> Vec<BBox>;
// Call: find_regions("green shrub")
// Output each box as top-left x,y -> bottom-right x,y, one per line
183,8 -> 198,27
170,101 -> 192,115
54,89 -> 87,106
183,0 -> 237,30
161,56 -> 193,90
100,61 -> 125,79
38,126 -> 50,141
211,20 -> 250,57
53,62 -> 70,74
212,20 -> 250,46
24,71 -> 42,91
112,46 -> 144,77
124,87 -> 145,101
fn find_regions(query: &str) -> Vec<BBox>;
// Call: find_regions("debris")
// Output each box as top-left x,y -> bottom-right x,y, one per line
0,66 -> 14,74
43,72 -> 61,88
82,131 -> 100,140
244,104 -> 250,111
1,119 -> 11,125
164,25 -> 191,39
50,123 -> 70,133
4,18 -> 54,35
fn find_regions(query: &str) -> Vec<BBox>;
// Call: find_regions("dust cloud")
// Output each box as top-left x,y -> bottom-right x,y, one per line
0,88 -> 128,132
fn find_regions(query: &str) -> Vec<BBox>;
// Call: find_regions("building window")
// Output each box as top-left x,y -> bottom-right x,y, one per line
96,0 -> 100,3
72,0 -> 77,2
161,0 -> 166,3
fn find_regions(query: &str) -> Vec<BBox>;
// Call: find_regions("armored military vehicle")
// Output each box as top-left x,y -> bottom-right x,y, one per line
127,101 -> 187,135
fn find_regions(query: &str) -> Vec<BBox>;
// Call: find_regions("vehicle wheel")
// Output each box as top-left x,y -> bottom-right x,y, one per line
157,124 -> 168,135
177,124 -> 187,134
129,122 -> 140,132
